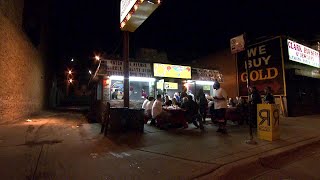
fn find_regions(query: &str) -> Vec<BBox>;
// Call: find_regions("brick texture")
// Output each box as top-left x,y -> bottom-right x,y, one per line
0,0 -> 45,124
193,49 -> 238,98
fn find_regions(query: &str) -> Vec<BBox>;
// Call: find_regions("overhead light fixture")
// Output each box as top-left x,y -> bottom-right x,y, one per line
109,76 -> 155,82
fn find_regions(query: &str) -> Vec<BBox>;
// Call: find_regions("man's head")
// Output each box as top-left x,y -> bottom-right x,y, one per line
213,81 -> 220,90
156,94 -> 162,100
187,95 -> 193,101
148,96 -> 154,101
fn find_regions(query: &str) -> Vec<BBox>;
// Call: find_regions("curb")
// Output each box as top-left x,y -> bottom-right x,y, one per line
194,136 -> 320,180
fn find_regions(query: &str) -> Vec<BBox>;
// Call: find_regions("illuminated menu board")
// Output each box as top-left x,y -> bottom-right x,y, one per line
153,63 -> 191,79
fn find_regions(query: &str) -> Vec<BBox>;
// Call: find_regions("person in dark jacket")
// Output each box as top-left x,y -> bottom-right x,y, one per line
263,86 -> 275,104
181,95 -> 204,130
196,88 -> 208,124
248,86 -> 261,127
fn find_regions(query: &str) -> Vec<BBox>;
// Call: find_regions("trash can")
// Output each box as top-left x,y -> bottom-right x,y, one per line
127,108 -> 145,133
109,107 -> 128,133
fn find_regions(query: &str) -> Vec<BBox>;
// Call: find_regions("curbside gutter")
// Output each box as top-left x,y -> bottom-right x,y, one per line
193,136 -> 320,180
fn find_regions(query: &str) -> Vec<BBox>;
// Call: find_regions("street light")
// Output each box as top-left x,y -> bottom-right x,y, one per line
71,58 -> 74,62
68,70 -> 72,75
95,55 -> 100,61
68,79 -> 73,83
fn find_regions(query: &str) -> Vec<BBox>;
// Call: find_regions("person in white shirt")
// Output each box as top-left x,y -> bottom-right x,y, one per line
142,96 -> 149,109
213,81 -> 228,134
144,97 -> 154,124
151,94 -> 163,125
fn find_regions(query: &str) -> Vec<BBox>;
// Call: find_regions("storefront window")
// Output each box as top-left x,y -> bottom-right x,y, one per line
109,79 -> 154,101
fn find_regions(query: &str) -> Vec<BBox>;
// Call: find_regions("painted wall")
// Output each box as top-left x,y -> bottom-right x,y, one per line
192,49 -> 238,98
0,0 -> 45,123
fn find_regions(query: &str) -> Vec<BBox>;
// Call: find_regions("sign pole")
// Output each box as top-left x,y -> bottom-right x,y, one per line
123,31 -> 130,108
244,33 -> 257,145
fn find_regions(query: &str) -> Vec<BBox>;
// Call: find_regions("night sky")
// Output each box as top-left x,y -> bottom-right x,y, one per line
48,0 -> 320,80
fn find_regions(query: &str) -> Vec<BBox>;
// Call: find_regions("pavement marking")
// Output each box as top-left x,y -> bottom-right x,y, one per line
109,152 -> 131,158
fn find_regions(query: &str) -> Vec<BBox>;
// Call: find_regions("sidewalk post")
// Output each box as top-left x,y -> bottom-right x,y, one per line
244,33 -> 258,145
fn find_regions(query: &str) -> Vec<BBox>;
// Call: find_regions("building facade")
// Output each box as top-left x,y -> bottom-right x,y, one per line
0,0 -> 49,123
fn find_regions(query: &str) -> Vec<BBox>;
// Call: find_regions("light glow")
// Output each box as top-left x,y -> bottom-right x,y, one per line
195,81 -> 215,85
68,70 -> 72,74
126,13 -> 132,21
95,55 -> 100,61
89,70 -> 92,74
121,22 -> 126,28
69,79 -> 73,83
110,76 -> 155,82
187,80 -> 214,85
134,4 -> 138,10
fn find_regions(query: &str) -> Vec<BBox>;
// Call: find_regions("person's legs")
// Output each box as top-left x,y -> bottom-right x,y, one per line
216,109 -> 227,133
199,107 -> 206,123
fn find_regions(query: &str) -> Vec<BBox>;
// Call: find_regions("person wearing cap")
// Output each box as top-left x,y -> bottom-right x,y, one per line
212,81 -> 228,134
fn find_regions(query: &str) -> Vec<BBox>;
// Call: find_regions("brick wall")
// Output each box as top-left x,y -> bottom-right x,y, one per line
0,0 -> 45,124
193,49 -> 238,98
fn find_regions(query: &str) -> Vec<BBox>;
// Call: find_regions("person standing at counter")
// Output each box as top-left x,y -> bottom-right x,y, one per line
212,81 -> 228,134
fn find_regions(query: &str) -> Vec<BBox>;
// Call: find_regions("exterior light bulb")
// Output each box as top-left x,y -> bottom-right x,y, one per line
89,70 -> 92,74
69,79 -> 73,83
157,0 -> 161,4
71,58 -> 74,62
68,70 -> 72,74
126,14 -> 132,21
95,55 -> 100,61
121,22 -> 126,28
134,4 -> 138,10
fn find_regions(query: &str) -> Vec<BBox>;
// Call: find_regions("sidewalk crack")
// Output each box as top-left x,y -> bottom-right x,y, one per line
32,145 -> 44,180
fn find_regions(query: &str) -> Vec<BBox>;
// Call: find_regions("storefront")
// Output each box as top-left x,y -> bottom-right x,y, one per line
153,63 -> 192,100
236,36 -> 320,117
96,60 -> 155,108
152,63 -> 223,100
187,68 -> 224,98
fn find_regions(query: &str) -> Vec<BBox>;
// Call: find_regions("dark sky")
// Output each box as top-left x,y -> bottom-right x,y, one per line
50,0 -> 320,66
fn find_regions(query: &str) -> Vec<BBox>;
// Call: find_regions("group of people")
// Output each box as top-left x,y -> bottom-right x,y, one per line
142,81 -> 229,134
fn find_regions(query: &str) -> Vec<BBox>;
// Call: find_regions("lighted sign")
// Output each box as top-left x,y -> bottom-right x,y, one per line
156,82 -> 163,89
287,39 -> 320,68
164,82 -> 178,89
203,85 -> 211,91
120,0 -> 137,23
153,63 -> 191,79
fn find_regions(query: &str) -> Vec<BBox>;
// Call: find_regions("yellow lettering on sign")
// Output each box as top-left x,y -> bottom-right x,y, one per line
240,67 -> 279,82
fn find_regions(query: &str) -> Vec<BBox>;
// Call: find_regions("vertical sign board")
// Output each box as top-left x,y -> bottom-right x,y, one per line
237,37 -> 285,96
230,34 -> 245,54
257,104 -> 280,141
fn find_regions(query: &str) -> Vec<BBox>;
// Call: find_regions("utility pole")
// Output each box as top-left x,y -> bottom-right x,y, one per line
244,33 -> 257,145
123,31 -> 130,108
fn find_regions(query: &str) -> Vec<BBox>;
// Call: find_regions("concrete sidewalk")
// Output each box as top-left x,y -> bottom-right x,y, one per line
0,112 -> 319,180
